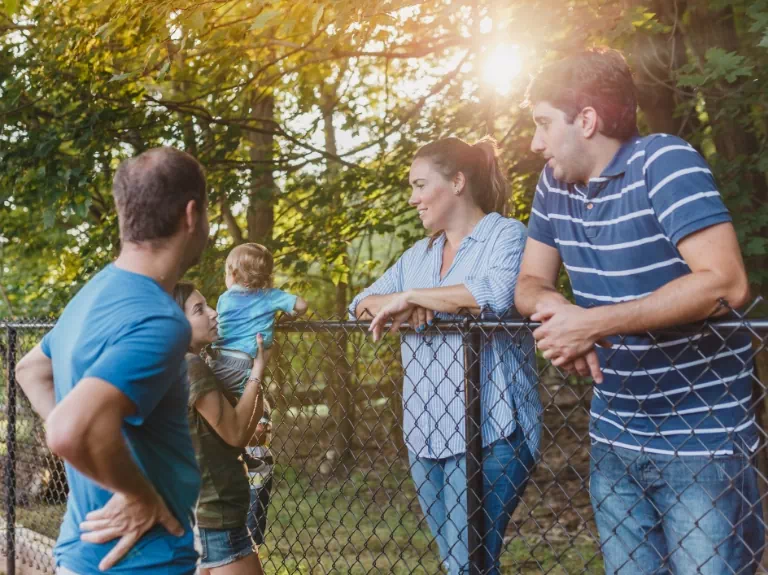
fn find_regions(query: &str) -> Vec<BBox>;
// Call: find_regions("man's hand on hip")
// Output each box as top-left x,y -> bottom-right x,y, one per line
79,489 -> 184,571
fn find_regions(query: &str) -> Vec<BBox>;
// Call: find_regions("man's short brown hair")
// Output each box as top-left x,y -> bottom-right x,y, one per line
525,48 -> 638,141
226,243 -> 274,290
112,147 -> 207,243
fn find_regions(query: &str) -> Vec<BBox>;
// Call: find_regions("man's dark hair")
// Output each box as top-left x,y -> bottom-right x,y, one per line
112,147 -> 207,243
525,47 -> 638,141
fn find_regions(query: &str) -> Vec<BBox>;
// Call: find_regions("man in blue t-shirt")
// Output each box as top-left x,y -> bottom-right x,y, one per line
515,49 -> 764,574
15,147 -> 209,574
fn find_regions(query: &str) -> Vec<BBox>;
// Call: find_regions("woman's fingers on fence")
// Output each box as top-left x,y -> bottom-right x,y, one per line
80,526 -> 123,544
415,307 -> 427,331
368,312 -> 386,340
426,309 -> 435,325
408,309 -> 420,332
596,338 -> 612,348
389,316 -> 405,335
98,533 -> 139,571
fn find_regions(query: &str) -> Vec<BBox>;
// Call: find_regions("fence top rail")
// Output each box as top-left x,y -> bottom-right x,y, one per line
3,318 -> 768,334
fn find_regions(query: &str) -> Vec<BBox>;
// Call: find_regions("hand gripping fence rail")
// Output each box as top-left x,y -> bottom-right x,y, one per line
2,302 -> 768,575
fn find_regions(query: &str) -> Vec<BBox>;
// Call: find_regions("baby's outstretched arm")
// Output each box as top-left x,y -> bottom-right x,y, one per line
293,296 -> 308,316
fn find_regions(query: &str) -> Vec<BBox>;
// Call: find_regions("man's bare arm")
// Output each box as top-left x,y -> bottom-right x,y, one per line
534,223 -> 751,367
585,223 -> 748,338
51,378 -> 184,571
514,237 -> 569,317
46,378 -> 161,499
15,345 -> 55,420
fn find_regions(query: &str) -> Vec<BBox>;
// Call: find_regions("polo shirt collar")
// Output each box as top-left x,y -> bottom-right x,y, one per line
598,134 -> 640,179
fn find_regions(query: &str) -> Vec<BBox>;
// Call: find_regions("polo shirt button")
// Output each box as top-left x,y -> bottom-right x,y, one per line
587,203 -> 594,210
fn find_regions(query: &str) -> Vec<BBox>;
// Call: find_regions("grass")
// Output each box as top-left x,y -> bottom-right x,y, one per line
260,464 -> 602,574
2,466 -> 603,574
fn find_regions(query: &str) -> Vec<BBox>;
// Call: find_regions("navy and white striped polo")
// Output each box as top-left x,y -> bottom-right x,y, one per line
528,134 -> 756,456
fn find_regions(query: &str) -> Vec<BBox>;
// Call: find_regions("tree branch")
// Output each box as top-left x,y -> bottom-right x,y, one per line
220,196 -> 244,244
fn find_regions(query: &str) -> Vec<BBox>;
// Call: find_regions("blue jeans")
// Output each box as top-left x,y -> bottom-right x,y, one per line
590,440 -> 765,574
409,426 -> 534,575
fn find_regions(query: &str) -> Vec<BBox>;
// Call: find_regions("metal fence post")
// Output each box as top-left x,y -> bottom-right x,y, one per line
464,323 -> 483,575
5,327 -> 17,575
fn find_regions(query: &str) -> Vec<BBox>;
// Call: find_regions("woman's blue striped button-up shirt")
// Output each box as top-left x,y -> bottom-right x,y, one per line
350,212 -> 542,460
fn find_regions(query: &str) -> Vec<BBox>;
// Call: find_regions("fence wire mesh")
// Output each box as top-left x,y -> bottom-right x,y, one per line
1,304 -> 768,574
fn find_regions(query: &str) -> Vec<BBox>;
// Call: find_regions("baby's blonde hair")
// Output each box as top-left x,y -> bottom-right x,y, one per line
226,243 -> 273,290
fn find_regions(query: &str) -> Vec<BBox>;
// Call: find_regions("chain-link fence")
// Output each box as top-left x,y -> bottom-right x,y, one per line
2,305 -> 768,574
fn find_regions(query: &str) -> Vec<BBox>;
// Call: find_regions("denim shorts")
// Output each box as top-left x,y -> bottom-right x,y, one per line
198,525 -> 255,569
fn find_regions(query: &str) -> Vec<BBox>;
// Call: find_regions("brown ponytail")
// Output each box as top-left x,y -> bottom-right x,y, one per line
413,136 -> 509,247
470,137 -> 509,215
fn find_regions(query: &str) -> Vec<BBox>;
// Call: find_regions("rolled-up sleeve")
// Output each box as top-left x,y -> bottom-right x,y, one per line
463,220 -> 526,315
348,256 -> 405,319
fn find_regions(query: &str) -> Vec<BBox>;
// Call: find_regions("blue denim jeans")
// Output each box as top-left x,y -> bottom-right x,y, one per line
590,440 -> 765,575
409,426 -> 534,575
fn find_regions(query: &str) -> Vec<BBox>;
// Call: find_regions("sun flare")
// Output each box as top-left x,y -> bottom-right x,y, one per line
482,44 -> 524,96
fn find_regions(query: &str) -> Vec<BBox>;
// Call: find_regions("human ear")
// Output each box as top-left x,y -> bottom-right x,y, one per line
184,200 -> 199,233
580,107 -> 600,138
453,171 -> 467,195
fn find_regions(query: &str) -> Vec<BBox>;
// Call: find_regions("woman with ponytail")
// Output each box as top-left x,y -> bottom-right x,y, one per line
349,137 -> 541,575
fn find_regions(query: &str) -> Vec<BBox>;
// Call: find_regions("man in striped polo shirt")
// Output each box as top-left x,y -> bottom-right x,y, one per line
515,48 -> 764,574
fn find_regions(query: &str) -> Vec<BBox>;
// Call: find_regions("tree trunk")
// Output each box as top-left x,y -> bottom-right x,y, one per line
322,97 -> 355,461
624,0 -> 698,138
246,91 -> 276,245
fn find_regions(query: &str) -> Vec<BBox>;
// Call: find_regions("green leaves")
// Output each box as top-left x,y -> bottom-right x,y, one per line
250,9 -> 280,31
3,0 -> 17,16
3,0 -> 768,318
678,48 -> 753,87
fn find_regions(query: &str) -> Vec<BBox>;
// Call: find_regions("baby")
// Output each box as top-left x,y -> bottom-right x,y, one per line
210,242 -> 307,396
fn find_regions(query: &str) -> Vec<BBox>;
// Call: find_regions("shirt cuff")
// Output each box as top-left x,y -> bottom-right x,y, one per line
464,277 -> 494,313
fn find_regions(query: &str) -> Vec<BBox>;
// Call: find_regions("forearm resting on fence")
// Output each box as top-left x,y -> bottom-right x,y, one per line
45,377 -> 157,500
588,270 -> 750,339
586,223 -> 750,337
354,293 -> 402,319
405,285 -> 481,315
15,344 -> 56,420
